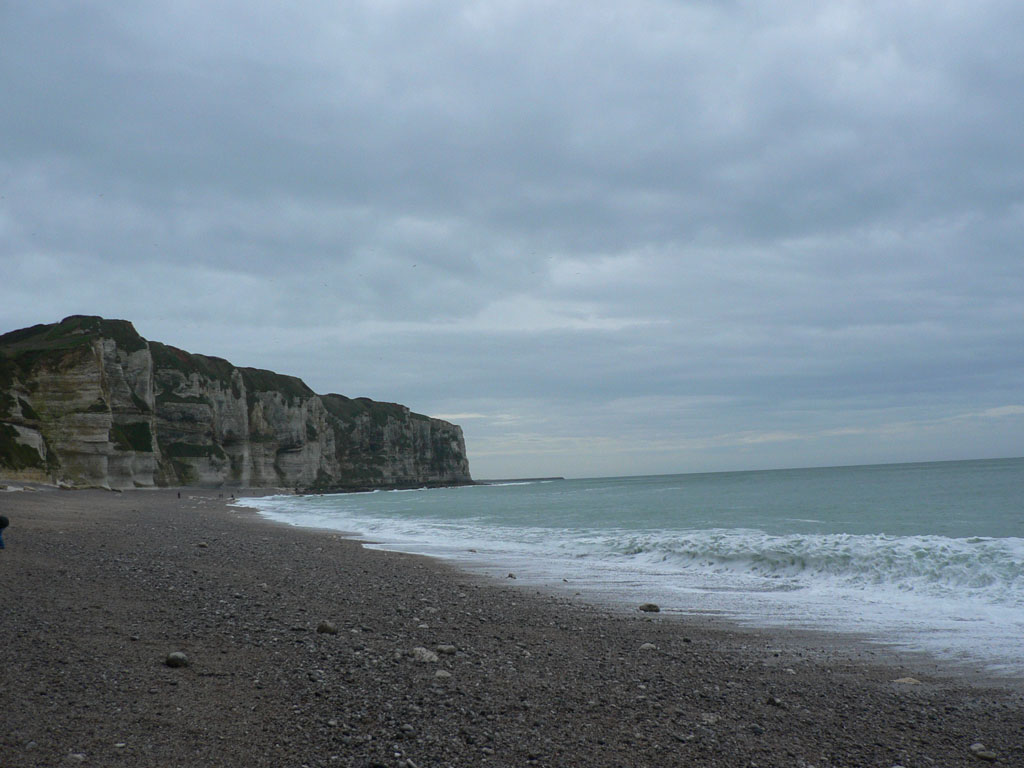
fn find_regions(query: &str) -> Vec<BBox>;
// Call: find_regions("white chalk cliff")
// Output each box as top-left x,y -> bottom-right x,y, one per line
0,316 -> 472,490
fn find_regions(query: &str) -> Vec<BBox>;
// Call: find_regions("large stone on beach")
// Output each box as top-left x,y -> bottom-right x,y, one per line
164,651 -> 189,668
970,743 -> 998,761
638,603 -> 660,613
412,647 -> 439,663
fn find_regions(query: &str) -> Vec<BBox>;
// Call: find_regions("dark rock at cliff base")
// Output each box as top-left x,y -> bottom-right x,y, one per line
0,316 -> 473,490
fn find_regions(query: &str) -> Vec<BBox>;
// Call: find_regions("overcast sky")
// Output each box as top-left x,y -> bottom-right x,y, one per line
2,1 -> 1023,479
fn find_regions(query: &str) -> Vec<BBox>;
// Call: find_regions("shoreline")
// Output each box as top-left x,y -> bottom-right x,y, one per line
240,487 -> 1024,689
1,488 -> 1021,766
361,543 -> 1024,694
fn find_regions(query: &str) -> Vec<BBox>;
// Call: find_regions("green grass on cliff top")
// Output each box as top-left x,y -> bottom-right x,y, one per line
0,315 -> 147,354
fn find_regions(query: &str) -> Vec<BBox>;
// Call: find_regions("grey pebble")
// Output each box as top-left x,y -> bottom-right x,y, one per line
164,651 -> 189,668
412,647 -> 439,663
970,743 -> 999,761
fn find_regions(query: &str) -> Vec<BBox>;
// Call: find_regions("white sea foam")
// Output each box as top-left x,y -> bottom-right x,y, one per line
240,465 -> 1024,677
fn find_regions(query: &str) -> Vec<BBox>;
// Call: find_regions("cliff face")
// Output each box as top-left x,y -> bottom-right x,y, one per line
0,316 -> 472,490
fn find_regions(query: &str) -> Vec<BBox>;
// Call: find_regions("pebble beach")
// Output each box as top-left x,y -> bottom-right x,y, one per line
1,488 -> 1021,767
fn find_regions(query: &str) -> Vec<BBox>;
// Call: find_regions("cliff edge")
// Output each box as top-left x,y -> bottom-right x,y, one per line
0,316 -> 472,491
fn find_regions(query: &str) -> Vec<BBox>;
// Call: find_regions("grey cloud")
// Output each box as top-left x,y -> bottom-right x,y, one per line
2,1 -> 1023,477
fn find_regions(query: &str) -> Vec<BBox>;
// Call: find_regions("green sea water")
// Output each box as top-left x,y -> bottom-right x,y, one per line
242,458 -> 1024,675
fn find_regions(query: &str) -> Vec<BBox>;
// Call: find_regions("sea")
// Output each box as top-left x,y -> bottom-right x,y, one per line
238,457 -> 1024,677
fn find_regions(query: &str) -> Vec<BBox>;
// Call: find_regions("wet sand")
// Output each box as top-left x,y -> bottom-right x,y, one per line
1,487 -> 1021,767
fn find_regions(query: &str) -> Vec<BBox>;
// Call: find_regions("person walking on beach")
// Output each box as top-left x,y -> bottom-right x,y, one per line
0,514 -> 8,549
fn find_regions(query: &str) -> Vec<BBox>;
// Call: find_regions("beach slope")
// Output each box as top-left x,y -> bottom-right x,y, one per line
1,489 -> 1020,767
